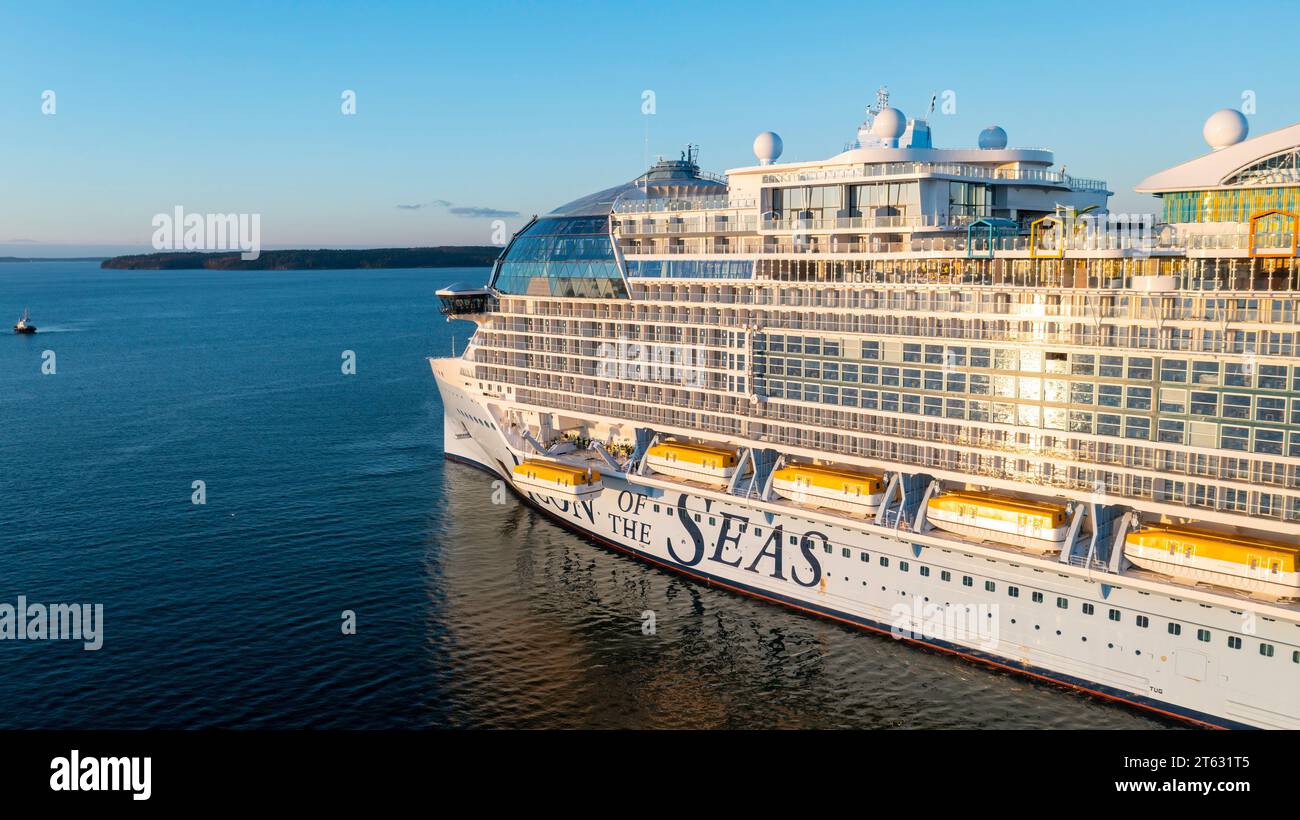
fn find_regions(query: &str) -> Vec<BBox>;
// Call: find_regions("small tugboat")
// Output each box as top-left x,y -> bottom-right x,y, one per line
13,307 -> 36,334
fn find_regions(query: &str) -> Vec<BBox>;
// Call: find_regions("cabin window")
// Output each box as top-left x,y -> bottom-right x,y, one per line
1032,591 -> 1044,603
1007,586 -> 1019,598
1168,623 -> 1181,636
1108,609 -> 1121,622
1261,643 -> 1275,658
693,514 -> 700,522
1270,561 -> 1281,575
1228,636 -> 1242,650
880,557 -> 890,567
1197,629 -> 1211,642
985,581 -> 995,592
1292,650 -> 1299,664
753,528 -> 762,537
899,561 -> 909,572
859,552 -> 869,563
1136,616 -> 1149,628
1056,597 -> 1068,609
1082,603 -> 1094,615
789,535 -> 797,545
920,566 -> 930,577
941,571 -> 952,582
653,504 -> 660,513
708,517 -> 716,527
962,576 -> 973,587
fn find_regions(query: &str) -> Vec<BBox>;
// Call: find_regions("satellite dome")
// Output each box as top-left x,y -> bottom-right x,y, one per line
871,107 -> 907,140
753,131 -> 783,165
1203,109 -> 1248,150
978,125 -> 1008,149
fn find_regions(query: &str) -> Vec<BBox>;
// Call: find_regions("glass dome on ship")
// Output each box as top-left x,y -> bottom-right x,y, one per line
489,147 -> 725,300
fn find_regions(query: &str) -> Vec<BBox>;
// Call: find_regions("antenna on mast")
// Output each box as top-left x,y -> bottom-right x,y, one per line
870,85 -> 890,115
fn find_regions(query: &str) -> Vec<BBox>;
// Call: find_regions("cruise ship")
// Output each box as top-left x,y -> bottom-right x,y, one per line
432,90 -> 1300,729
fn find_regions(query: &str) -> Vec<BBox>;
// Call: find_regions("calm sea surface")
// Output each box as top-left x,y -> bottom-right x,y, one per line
0,262 -> 1166,729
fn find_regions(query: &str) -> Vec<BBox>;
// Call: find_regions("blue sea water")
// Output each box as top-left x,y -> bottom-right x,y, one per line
0,262 -> 1164,729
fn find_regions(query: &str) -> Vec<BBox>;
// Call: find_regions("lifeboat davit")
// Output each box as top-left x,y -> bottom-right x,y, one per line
926,491 -> 1069,553
771,463 -> 884,515
1125,526 -> 1299,597
512,459 -> 602,501
644,441 -> 738,486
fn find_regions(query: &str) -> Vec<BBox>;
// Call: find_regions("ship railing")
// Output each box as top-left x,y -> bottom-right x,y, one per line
618,232 -> 1185,256
611,192 -> 746,215
1066,553 -> 1116,573
758,161 -> 1106,191
761,214 -> 940,232
616,216 -> 759,235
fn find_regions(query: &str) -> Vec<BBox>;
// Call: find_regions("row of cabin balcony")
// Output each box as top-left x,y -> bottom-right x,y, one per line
614,214 -> 759,236
498,283 -> 1300,323
501,290 -> 1300,323
486,313 -> 1300,357
616,223 -> 1297,258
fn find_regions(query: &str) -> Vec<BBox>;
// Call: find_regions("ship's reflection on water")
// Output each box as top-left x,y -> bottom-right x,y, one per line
424,461 -> 1169,729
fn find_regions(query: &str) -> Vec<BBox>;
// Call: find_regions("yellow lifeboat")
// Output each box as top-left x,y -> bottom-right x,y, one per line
511,460 -> 602,501
1125,526 -> 1299,597
771,463 -> 885,515
926,491 -> 1069,553
644,441 -> 738,486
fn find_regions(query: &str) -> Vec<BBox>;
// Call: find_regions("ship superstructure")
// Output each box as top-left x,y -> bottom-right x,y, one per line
432,95 -> 1300,728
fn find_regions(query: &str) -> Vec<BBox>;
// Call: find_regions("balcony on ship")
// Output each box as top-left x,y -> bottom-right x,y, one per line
436,283 -> 496,318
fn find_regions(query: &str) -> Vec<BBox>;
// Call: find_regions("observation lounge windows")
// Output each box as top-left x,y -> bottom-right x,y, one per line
948,182 -> 992,220
771,185 -> 842,222
847,181 -> 916,218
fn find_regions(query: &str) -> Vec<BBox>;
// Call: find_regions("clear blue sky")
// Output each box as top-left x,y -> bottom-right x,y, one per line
2,0 -> 1297,255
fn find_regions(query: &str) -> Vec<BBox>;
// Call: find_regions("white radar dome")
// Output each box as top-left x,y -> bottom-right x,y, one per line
978,125 -> 1008,149
1203,109 -> 1248,150
753,131 -> 783,165
871,107 -> 907,140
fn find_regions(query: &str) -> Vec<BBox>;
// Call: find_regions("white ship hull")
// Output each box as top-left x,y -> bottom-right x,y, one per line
434,358 -> 1300,730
